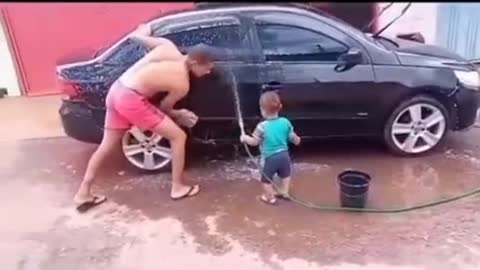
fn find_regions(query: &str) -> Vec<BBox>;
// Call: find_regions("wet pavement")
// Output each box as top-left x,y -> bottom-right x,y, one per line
2,128 -> 480,270
0,96 -> 65,142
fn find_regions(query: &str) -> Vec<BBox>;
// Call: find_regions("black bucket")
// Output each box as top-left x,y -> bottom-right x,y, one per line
338,170 -> 371,208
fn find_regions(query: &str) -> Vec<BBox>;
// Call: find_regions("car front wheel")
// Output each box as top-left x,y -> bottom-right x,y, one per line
384,95 -> 448,156
122,126 -> 172,172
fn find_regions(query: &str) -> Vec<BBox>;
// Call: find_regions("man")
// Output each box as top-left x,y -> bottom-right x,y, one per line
74,24 -> 216,212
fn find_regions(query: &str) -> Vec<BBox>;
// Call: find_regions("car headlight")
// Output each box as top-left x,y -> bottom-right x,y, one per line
454,70 -> 480,90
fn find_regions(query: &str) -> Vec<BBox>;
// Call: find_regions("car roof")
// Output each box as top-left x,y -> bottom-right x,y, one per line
147,3 -> 316,18
151,3 -> 333,24
192,2 -> 325,12
57,3 -> 358,71
149,3 -> 361,38
57,4 -> 323,69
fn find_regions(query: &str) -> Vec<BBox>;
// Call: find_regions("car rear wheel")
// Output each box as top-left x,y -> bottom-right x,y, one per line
384,95 -> 448,156
122,126 -> 172,172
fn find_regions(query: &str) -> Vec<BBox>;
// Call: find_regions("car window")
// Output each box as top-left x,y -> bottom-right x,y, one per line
103,38 -> 148,65
94,38 -> 149,87
256,24 -> 349,62
163,24 -> 248,61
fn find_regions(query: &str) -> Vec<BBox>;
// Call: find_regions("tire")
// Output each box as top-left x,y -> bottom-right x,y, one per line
122,126 -> 172,173
383,95 -> 449,156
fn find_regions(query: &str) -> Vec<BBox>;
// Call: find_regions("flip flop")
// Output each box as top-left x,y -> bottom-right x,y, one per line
75,195 -> 107,213
259,194 -> 277,205
171,185 -> 200,201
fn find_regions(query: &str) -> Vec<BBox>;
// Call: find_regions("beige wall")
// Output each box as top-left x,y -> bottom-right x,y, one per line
377,3 -> 438,45
0,13 -> 21,96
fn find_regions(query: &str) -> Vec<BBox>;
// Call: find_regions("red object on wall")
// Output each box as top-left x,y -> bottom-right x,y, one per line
1,3 -> 193,96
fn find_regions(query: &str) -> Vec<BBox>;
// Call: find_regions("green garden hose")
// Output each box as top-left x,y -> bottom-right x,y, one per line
228,66 -> 480,213
241,143 -> 480,213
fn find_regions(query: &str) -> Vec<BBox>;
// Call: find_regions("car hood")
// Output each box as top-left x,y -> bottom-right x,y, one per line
391,38 -> 475,70
472,59 -> 480,71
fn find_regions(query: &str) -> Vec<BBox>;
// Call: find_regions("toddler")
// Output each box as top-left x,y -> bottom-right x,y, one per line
240,91 -> 301,205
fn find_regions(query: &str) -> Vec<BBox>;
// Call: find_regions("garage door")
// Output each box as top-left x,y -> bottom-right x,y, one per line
2,3 -> 193,96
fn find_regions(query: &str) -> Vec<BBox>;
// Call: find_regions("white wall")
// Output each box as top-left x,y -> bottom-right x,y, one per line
0,12 -> 21,96
377,3 -> 438,45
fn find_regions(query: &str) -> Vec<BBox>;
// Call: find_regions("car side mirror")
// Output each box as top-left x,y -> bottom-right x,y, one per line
338,48 -> 362,65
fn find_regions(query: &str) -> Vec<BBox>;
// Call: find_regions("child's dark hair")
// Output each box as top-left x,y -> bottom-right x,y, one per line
260,91 -> 282,114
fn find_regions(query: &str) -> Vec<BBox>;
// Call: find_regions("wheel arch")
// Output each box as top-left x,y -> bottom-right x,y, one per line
382,88 -> 452,156
383,87 -> 457,131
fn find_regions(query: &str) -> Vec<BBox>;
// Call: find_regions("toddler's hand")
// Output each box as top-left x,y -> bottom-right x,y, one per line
292,135 -> 301,146
240,134 -> 249,143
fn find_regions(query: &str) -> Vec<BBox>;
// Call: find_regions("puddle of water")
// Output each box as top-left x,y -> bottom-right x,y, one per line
0,178 -> 70,270
286,150 -> 480,210
3,136 -> 480,269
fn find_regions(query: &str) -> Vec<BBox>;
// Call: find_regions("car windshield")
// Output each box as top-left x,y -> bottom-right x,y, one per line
363,33 -> 400,50
377,35 -> 399,48
305,7 -> 370,38
302,6 -> 401,50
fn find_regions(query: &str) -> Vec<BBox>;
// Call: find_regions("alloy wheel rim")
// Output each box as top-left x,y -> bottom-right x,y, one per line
391,103 -> 446,154
122,126 -> 172,170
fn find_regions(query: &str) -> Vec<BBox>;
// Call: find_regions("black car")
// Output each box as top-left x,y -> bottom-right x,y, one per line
57,3 -> 480,172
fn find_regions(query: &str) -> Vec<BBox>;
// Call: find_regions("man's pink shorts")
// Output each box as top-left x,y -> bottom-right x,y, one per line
104,81 -> 166,130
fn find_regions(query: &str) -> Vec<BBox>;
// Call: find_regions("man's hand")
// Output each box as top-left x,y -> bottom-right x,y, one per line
130,23 -> 151,38
173,109 -> 199,128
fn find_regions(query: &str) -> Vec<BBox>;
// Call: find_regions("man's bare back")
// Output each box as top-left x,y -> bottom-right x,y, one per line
121,60 -> 189,97
118,30 -> 202,121
120,35 -> 188,93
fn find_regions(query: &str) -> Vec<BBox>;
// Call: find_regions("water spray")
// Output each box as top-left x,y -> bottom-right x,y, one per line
226,69 -> 480,213
228,69 -> 246,136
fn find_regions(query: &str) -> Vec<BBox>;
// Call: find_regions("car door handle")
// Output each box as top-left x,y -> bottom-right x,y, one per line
262,83 -> 283,92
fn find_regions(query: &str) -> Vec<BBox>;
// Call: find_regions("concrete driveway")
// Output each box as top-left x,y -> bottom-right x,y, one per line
1,96 -> 480,270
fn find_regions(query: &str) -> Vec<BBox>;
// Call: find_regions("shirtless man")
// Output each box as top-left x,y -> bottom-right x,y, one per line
74,24 -> 215,212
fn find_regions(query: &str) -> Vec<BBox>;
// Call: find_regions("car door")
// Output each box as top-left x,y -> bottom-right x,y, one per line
155,16 -> 262,138
251,12 -> 377,138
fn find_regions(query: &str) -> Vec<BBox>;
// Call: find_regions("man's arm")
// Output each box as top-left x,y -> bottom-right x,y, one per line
158,91 -> 186,118
159,91 -> 198,128
131,35 -> 176,50
129,23 -> 183,59
132,35 -> 184,62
